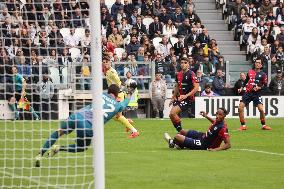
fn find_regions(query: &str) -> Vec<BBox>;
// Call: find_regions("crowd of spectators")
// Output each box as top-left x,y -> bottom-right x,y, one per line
0,0 -> 283,96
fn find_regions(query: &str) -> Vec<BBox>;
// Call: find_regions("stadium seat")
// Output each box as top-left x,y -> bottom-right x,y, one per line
74,28 -> 85,39
49,66 -> 60,84
152,37 -> 162,48
60,28 -> 70,38
114,48 -> 125,59
142,17 -> 154,30
69,47 -> 81,60
169,37 -> 178,46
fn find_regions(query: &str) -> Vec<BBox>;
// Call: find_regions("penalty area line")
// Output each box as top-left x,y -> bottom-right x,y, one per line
233,148 -> 284,156
0,169 -> 65,189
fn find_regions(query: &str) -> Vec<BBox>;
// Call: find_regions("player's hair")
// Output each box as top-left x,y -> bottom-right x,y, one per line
219,108 -> 228,116
102,56 -> 110,61
254,57 -> 263,64
108,84 -> 120,97
180,57 -> 189,62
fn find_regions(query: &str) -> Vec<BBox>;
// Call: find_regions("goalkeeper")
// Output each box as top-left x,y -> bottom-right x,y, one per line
35,84 -> 136,167
102,56 -> 139,138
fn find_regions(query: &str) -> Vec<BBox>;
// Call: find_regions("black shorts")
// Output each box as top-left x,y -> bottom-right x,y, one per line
173,99 -> 193,112
183,130 -> 206,150
241,92 -> 262,107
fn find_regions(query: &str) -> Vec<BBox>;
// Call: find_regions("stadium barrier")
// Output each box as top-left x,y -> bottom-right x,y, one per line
195,96 -> 284,118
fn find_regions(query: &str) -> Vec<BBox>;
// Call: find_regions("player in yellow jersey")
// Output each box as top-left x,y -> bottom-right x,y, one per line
102,57 -> 139,138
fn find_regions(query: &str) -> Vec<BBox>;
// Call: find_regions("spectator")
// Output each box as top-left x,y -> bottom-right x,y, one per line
276,27 -> 284,47
233,72 -> 246,95
184,6 -> 200,25
157,36 -> 172,58
163,18 -> 178,37
35,74 -> 55,120
149,72 -> 167,118
111,0 -> 124,18
212,69 -> 227,96
201,84 -> 218,97
71,7 -> 86,28
124,0 -> 135,18
247,27 -> 261,56
63,28 -> 80,47
148,16 -> 163,39
185,25 -> 198,47
133,15 -> 147,35
80,56 -> 91,90
108,27 -> 124,48
155,53 -> 166,75
102,36 -> 114,56
173,35 -> 185,57
259,0 -> 273,16
125,35 -> 140,56
242,17 -> 256,44
153,0 -> 162,16
129,8 -> 139,25
168,56 -> 181,79
260,46 -> 272,74
159,7 -> 171,25
172,6 -> 185,26
177,18 -> 191,36
196,69 -> 207,94
269,69 -> 284,95
182,0 -> 195,13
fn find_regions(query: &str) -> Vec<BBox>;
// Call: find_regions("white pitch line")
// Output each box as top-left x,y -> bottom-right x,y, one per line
233,148 -> 284,156
0,169 -> 65,189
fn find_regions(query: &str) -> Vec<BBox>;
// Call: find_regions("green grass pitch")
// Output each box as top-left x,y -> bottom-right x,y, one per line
0,118 -> 284,189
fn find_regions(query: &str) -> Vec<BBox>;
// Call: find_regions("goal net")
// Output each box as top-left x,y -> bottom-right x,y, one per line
0,0 -> 95,188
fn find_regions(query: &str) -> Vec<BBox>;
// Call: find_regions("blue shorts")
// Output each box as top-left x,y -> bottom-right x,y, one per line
241,92 -> 262,107
183,130 -> 206,150
60,113 -> 93,146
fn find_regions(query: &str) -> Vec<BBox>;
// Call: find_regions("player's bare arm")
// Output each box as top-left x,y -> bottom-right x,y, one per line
200,111 -> 214,123
208,136 -> 231,151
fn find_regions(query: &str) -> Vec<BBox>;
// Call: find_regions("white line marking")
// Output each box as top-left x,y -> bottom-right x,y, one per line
0,169 -> 65,189
105,150 -> 158,154
233,148 -> 284,156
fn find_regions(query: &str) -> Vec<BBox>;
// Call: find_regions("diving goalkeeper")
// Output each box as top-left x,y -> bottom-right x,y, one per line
102,56 -> 139,138
35,84 -> 136,167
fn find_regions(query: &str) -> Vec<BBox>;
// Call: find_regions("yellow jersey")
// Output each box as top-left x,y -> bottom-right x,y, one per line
105,67 -> 121,87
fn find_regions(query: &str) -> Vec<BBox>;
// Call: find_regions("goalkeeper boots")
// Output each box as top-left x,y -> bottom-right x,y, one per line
164,133 -> 175,148
129,131 -> 139,138
35,154 -> 42,167
48,145 -> 60,157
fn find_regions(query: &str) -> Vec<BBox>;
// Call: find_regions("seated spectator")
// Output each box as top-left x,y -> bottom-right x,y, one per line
260,46 -> 272,74
71,7 -> 86,28
163,18 -> 178,37
124,0 -> 135,18
118,17 -> 132,38
159,7 -> 171,25
188,56 -> 199,73
200,56 -> 214,82
212,69 -> 228,96
184,6 -> 200,25
125,35 -> 140,56
182,0 -> 195,13
196,69 -> 207,95
242,17 -> 256,44
173,35 -> 185,57
259,0 -> 273,16
102,36 -> 114,56
116,6 -> 127,25
276,27 -> 284,47
129,8 -> 139,25
269,69 -> 284,95
111,0 -> 124,18
133,15 -> 147,35
233,72 -> 246,95
157,36 -> 172,58
177,18 -> 191,36
148,16 -> 163,39
63,27 -> 80,47
172,6 -> 185,26
154,53 -> 167,75
153,0 -> 162,16
247,27 -> 261,56
198,28 -> 210,46
201,84 -> 218,97
168,56 -> 181,79
261,29 -> 274,45
108,27 -> 124,48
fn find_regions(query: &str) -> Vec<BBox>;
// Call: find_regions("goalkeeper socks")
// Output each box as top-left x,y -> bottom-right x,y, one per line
9,104 -> 19,119
41,131 -> 59,156
29,106 -> 39,120
116,115 -> 137,133
260,118 -> 266,126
